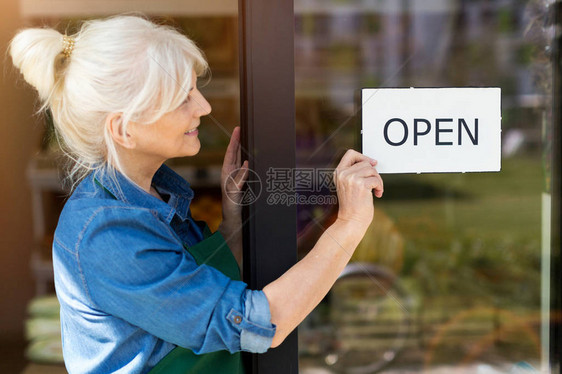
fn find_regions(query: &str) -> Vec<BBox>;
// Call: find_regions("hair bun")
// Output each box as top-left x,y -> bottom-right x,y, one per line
9,28 -> 67,102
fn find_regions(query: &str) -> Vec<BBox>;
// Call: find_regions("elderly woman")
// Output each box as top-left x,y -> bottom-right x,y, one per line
10,15 -> 383,374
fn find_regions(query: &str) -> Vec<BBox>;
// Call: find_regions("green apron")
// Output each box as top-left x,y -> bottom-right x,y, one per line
94,178 -> 245,373
148,224 -> 246,374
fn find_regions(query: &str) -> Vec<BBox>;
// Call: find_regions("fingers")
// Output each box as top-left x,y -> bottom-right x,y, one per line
344,171 -> 384,197
341,160 -> 377,176
225,126 -> 241,167
337,149 -> 376,169
367,175 -> 384,198
336,159 -> 384,198
337,160 -> 381,181
234,126 -> 241,166
235,160 -> 249,187
237,141 -> 241,167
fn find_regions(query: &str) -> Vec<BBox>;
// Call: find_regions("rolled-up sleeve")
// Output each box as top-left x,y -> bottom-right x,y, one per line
229,290 -> 276,353
77,206 -> 276,354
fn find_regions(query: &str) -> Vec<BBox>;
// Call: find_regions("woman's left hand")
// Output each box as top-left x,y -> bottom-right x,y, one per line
220,126 -> 248,230
219,126 -> 248,269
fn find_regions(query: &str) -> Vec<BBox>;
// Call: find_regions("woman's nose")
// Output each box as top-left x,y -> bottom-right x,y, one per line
195,92 -> 212,117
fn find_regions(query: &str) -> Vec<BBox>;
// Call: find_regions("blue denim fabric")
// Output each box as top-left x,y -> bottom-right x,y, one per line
53,164 -> 276,374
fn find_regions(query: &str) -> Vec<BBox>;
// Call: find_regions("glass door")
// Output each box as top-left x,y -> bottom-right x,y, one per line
291,0 -> 559,373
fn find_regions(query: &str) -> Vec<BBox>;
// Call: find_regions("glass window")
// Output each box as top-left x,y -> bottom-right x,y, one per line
294,1 -> 555,372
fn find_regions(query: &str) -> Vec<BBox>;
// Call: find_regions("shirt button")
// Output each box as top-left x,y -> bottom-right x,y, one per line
233,315 -> 242,324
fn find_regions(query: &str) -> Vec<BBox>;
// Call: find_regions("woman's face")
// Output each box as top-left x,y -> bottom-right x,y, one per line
129,69 -> 212,162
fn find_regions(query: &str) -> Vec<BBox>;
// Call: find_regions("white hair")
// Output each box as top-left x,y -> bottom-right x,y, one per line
9,14 -> 209,191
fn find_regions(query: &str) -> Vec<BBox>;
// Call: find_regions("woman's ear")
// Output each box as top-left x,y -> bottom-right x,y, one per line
105,113 -> 135,149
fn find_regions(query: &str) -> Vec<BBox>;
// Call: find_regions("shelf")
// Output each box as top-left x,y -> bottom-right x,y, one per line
502,94 -> 548,109
295,0 -> 457,15
27,151 -> 223,191
22,363 -> 67,374
26,153 -> 67,192
199,77 -> 239,99
20,0 -> 460,18
19,0 -> 237,18
174,165 -> 222,188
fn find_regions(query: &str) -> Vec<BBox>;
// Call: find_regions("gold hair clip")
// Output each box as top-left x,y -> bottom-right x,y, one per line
62,35 -> 75,58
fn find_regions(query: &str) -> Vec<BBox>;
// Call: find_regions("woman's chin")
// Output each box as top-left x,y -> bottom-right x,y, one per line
186,144 -> 201,157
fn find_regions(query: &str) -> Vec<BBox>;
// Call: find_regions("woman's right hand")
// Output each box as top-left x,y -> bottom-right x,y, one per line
334,149 -> 384,230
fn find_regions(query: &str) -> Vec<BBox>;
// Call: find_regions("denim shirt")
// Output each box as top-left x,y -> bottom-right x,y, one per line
52,164 -> 276,374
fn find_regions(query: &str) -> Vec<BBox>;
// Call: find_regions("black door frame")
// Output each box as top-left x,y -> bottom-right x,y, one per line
238,0 -> 299,373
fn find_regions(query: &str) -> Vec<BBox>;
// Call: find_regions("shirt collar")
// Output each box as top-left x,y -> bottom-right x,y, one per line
93,164 -> 195,224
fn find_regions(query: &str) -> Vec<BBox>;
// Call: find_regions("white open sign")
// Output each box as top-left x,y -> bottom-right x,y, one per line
361,87 -> 501,174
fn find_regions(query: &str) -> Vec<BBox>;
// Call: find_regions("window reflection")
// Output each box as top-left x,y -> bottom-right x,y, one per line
295,0 -> 552,372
